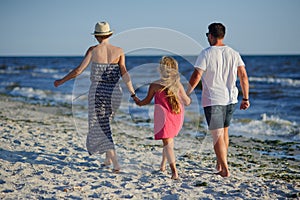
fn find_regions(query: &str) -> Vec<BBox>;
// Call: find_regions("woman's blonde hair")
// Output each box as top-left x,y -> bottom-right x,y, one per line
159,56 -> 181,114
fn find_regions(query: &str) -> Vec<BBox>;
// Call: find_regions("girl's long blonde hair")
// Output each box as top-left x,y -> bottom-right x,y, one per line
159,56 -> 181,114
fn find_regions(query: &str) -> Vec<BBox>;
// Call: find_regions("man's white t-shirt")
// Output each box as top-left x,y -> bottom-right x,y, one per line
194,46 -> 245,107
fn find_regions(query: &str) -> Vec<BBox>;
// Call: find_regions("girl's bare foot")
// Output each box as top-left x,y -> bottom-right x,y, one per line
214,170 -> 230,177
160,163 -> 166,172
169,163 -> 178,180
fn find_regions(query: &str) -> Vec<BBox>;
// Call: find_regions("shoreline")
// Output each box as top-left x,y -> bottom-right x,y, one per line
0,96 -> 299,199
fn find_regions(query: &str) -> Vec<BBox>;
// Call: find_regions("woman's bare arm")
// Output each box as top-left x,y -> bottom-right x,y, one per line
119,52 -> 135,95
54,46 -> 94,87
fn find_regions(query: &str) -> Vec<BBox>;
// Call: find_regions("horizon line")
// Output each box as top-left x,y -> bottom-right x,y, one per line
1,53 -> 300,57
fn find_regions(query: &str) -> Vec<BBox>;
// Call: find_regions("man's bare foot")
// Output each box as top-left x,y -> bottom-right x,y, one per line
216,163 -> 222,172
214,170 -> 230,177
171,172 -> 179,180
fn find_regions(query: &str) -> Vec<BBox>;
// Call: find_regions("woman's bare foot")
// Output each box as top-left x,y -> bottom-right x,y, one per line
100,160 -> 112,168
104,153 -> 112,162
113,163 -> 120,172
103,160 -> 112,166
112,168 -> 121,174
100,163 -> 110,168
112,163 -> 121,174
106,150 -> 120,173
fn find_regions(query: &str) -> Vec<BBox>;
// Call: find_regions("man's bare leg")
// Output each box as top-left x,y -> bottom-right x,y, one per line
216,127 -> 229,172
211,128 -> 230,177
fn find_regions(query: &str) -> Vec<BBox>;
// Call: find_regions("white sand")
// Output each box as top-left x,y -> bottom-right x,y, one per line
0,96 -> 299,199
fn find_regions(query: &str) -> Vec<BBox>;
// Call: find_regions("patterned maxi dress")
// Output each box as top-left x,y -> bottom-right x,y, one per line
87,62 -> 122,155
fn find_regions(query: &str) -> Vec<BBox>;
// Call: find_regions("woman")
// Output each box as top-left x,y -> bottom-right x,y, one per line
54,21 -> 135,172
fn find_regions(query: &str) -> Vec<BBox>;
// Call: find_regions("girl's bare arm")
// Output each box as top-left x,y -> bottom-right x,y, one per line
133,83 -> 159,106
178,83 -> 191,106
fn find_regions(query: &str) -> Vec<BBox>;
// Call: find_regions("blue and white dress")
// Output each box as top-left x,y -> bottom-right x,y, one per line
87,62 -> 122,155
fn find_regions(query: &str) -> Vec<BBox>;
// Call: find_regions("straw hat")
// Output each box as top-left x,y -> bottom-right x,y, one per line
92,22 -> 113,36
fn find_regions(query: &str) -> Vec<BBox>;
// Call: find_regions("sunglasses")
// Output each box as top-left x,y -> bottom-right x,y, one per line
206,32 -> 210,37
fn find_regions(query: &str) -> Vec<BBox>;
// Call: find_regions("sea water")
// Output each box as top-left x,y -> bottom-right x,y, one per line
0,55 -> 299,143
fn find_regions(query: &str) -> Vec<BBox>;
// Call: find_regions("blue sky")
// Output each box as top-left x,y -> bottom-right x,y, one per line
0,0 -> 299,56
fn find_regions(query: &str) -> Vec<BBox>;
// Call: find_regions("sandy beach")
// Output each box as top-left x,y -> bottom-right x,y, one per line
0,95 -> 299,199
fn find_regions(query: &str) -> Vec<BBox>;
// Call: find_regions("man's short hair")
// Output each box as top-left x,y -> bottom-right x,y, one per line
208,23 -> 226,39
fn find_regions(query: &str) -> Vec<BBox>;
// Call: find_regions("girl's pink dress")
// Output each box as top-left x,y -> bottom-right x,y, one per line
154,90 -> 184,140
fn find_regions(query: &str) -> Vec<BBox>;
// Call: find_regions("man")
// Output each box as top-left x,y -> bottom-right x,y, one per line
187,22 -> 250,177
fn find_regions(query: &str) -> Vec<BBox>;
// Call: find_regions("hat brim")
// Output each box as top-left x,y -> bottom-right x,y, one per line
91,31 -> 113,36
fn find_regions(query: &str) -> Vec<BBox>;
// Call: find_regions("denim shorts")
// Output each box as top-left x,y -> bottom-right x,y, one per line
204,104 -> 237,130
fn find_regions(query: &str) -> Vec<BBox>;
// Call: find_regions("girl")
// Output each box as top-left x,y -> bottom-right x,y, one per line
133,56 -> 191,179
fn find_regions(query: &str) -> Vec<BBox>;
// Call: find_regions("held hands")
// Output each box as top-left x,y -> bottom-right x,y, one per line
132,95 -> 142,106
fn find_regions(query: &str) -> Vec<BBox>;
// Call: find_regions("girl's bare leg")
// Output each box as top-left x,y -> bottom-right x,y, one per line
169,163 -> 178,180
160,148 -> 167,172
162,138 -> 178,179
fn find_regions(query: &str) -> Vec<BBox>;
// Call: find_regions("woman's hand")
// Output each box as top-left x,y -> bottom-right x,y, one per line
54,79 -> 63,87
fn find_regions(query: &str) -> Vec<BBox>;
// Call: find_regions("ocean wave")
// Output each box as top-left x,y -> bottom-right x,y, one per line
10,87 -> 48,99
249,76 -> 300,87
9,87 -> 73,104
0,70 -> 20,74
34,68 -> 59,74
231,113 -> 300,142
